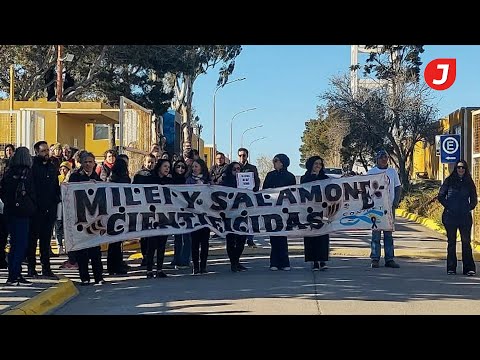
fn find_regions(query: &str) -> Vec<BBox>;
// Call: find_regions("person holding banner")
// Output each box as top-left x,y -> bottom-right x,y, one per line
438,160 -> 477,276
145,159 -> 173,279
106,158 -> 130,276
301,156 -> 330,271
263,153 -> 296,271
367,150 -> 402,269
238,147 -> 260,248
69,152 -> 105,285
133,153 -> 157,267
170,159 -> 192,270
186,158 -> 211,274
221,162 -> 248,272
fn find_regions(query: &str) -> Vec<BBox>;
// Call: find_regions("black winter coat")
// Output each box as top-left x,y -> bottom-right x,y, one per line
0,166 -> 37,217
438,176 -> 477,225
262,169 -> 296,189
69,169 -> 102,183
32,156 -> 61,213
133,169 -> 153,184
240,163 -> 260,191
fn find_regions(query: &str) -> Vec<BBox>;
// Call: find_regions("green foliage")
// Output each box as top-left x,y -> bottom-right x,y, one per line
0,45 -> 242,119
399,181 -> 443,225
363,45 -> 425,82
299,107 -> 347,168
299,118 -> 330,166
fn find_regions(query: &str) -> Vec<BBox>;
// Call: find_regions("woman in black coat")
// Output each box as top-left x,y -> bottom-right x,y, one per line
438,159 -> 477,276
145,159 -> 173,279
107,158 -> 131,275
220,162 -> 248,272
262,153 -> 296,271
301,156 -> 330,271
186,158 -> 211,274
0,147 -> 36,285
170,159 -> 192,269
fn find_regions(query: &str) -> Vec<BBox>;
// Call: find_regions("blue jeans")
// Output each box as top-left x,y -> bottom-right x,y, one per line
7,216 -> 30,281
370,230 -> 394,262
370,208 -> 395,262
173,233 -> 191,266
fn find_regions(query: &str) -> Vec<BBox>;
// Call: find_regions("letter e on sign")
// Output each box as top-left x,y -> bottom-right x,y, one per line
424,59 -> 456,90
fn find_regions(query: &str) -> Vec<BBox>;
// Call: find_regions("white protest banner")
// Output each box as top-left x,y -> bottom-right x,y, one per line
62,174 -> 393,251
236,172 -> 254,190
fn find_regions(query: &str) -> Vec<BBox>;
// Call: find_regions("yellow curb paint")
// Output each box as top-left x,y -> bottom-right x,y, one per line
397,209 -> 445,234
128,253 -> 144,260
2,275 -> 79,315
127,250 -> 174,261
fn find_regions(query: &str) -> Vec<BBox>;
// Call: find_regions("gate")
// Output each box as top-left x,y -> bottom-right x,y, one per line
118,96 -> 154,174
20,110 -> 45,152
0,110 -> 20,155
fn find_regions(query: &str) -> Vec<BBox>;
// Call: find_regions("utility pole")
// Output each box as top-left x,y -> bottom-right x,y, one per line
9,65 -> 14,113
56,45 -> 64,107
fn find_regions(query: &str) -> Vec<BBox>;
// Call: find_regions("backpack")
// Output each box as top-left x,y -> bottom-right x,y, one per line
13,176 -> 36,217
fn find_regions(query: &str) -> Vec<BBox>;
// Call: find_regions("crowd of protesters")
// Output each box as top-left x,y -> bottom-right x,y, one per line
0,139 -> 475,287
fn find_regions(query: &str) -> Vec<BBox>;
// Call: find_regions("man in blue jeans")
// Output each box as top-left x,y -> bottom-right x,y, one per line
367,150 -> 402,268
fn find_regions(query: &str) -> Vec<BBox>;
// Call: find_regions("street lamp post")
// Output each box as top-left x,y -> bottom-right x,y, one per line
230,107 -> 256,160
213,77 -> 246,167
241,124 -> 263,148
248,136 -> 267,164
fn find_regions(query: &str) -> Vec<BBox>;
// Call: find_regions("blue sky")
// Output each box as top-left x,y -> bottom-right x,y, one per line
192,45 -> 480,176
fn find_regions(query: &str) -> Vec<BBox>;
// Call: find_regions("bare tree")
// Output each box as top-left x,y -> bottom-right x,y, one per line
256,155 -> 274,184
323,73 -> 440,189
165,46 -> 242,154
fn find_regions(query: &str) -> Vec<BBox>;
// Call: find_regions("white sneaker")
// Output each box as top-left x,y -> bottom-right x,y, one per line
270,266 -> 278,271
58,245 -> 65,255
283,267 -> 291,271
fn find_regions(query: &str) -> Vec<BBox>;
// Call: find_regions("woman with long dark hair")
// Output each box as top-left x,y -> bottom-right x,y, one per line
145,159 -> 172,279
0,147 -> 36,285
221,162 -> 248,272
0,143 -> 15,268
301,156 -> 330,271
186,158 -> 211,274
170,159 -> 192,269
107,158 -> 131,275
438,159 -> 477,276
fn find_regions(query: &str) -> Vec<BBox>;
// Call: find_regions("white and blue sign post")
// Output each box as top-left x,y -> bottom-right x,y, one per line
440,134 -> 461,163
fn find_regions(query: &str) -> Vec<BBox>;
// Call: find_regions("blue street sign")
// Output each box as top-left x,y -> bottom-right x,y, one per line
440,134 -> 461,163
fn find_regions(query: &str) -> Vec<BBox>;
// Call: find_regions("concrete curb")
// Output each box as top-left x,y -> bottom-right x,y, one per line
2,275 -> 79,315
395,209 -> 446,235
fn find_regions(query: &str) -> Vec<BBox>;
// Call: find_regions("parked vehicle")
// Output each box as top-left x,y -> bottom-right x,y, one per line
323,167 -> 343,178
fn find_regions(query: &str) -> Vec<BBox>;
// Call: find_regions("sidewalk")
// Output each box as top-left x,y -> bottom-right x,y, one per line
0,216 -> 474,315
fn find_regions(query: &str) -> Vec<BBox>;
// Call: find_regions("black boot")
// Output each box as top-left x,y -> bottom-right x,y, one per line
0,255 -> 7,269
193,263 -> 200,275
26,266 -> 38,278
42,264 -> 58,279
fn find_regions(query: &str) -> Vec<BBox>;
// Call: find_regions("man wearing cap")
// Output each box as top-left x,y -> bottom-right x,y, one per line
367,149 -> 402,269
